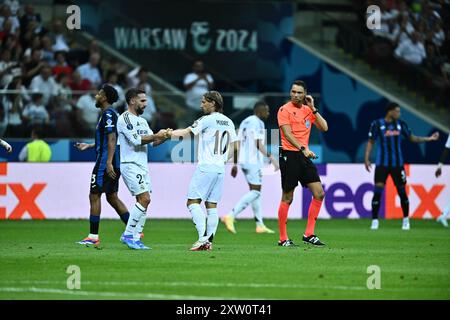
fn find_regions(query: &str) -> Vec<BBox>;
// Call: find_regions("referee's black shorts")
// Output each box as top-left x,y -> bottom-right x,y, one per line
279,149 -> 321,191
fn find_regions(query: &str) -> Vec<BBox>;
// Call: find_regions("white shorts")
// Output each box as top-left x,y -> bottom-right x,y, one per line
120,163 -> 152,196
187,168 -> 224,203
241,165 -> 262,185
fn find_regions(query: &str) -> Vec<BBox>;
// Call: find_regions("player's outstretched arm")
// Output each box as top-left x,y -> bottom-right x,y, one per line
75,142 -> 94,151
151,129 -> 173,147
410,132 -> 440,143
168,127 -> 192,138
140,129 -> 170,145
0,139 -> 12,153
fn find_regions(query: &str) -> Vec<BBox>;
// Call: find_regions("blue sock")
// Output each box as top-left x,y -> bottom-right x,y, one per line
89,215 -> 100,235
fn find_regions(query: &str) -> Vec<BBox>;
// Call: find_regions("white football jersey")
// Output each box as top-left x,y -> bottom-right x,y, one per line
117,111 -> 153,171
237,115 -> 265,167
190,112 -> 238,173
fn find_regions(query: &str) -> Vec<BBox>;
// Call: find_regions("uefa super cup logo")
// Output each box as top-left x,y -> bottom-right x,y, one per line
191,22 -> 212,54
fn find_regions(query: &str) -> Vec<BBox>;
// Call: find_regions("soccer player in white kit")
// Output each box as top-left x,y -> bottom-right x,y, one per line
435,134 -> 450,227
169,91 -> 238,251
221,101 -> 279,234
117,88 -> 170,250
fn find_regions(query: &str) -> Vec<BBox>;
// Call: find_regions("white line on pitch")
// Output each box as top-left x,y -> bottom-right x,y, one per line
1,280 -> 449,292
0,287 -> 255,300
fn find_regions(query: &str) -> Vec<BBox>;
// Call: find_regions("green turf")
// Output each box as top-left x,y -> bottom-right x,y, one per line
0,219 -> 449,300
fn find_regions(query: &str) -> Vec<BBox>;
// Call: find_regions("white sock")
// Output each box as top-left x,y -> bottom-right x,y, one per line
442,202 -> 450,218
403,217 -> 409,223
136,213 -> 147,237
205,208 -> 219,242
251,195 -> 264,227
188,203 -> 206,241
125,203 -> 146,240
88,234 -> 98,240
230,190 -> 261,218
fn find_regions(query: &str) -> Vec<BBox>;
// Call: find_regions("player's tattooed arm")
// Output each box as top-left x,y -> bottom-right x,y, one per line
409,132 -> 439,143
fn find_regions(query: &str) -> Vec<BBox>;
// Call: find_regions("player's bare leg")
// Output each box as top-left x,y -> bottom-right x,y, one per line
106,192 -> 130,225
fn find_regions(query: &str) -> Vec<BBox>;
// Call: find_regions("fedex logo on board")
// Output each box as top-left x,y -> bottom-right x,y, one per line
0,163 -> 46,220
302,165 -> 445,219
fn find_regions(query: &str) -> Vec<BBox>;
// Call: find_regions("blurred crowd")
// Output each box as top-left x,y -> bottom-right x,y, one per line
343,0 -> 450,107
0,1 -> 169,138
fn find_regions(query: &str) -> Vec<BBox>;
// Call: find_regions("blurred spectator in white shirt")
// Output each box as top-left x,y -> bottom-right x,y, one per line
106,71 -> 125,110
22,92 -> 49,126
30,64 -> 58,106
183,60 -> 214,111
394,31 -> 426,65
75,84 -> 99,136
50,19 -> 70,52
76,52 -> 102,86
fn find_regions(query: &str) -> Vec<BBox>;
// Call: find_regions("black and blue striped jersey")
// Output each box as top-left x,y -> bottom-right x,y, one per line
368,119 -> 412,167
93,107 -> 120,185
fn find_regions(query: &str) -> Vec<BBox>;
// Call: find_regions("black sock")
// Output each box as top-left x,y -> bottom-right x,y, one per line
89,215 -> 100,235
119,212 -> 130,224
398,187 -> 409,218
371,187 -> 383,219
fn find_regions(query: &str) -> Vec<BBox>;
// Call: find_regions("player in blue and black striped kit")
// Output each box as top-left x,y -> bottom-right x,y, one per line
364,102 -> 439,230
76,84 -> 131,247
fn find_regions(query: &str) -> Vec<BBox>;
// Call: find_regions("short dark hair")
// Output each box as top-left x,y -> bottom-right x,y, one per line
101,84 -> 119,105
292,80 -> 307,90
203,91 -> 223,112
125,88 -> 146,104
253,100 -> 268,111
385,102 -> 399,113
32,126 -> 44,138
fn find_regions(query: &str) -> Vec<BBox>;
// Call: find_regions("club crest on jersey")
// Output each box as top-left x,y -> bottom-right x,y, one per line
105,119 -> 114,128
127,124 -> 133,130
305,119 -> 311,128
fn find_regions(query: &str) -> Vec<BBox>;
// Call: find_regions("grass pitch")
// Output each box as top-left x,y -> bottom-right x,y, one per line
0,219 -> 449,300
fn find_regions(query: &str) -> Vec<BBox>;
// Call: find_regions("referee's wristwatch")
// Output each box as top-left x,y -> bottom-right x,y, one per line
300,146 -> 306,151
312,109 -> 319,114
